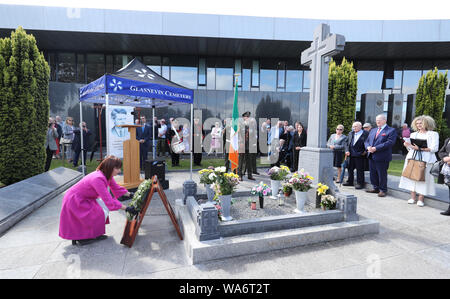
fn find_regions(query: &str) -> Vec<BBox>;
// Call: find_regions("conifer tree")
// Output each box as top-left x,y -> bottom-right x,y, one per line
415,67 -> 449,147
0,27 -> 50,185
328,58 -> 358,136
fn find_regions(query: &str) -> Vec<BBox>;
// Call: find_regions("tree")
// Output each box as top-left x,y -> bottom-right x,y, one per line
0,27 -> 50,185
415,67 -> 449,147
328,58 -> 358,136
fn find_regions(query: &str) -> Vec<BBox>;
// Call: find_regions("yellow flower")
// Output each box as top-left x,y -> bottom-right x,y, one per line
306,175 -> 314,180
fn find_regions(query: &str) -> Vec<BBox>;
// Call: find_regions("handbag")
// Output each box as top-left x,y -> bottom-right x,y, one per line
171,128 -> 185,154
430,160 -> 443,177
401,150 -> 426,182
60,137 -> 71,144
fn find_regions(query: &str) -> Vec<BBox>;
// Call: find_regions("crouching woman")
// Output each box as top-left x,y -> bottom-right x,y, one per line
59,156 -> 137,245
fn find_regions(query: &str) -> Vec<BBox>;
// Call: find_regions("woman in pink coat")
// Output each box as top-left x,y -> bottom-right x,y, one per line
59,156 -> 137,245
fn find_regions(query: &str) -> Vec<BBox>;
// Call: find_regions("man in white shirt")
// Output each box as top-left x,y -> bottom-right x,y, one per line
344,122 -> 369,189
157,119 -> 168,157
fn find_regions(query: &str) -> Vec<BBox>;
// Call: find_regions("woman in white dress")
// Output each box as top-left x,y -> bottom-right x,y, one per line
208,122 -> 222,156
399,115 -> 439,207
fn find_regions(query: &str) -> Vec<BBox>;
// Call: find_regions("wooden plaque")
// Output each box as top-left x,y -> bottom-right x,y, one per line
120,175 -> 183,248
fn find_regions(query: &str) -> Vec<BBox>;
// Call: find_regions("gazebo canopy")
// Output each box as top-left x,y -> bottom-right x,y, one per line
79,58 -> 194,108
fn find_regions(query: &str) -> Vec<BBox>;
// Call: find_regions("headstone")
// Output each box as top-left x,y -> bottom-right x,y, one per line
405,94 -> 416,126
298,23 -> 345,190
183,180 -> 197,205
387,93 -> 403,129
360,93 -> 384,126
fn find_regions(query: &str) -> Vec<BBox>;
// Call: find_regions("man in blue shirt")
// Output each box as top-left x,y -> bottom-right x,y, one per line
136,116 -> 152,170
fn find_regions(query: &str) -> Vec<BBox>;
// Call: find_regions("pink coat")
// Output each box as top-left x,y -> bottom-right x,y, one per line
59,170 -> 127,240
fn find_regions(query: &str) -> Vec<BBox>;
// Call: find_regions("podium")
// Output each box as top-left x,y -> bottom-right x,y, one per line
117,125 -> 144,189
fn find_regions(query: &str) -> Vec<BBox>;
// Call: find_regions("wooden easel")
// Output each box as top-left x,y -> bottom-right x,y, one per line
120,175 -> 183,248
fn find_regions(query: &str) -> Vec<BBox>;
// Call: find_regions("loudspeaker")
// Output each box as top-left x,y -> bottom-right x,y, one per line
145,159 -> 166,181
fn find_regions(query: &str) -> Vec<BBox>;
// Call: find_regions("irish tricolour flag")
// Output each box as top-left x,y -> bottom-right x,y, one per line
228,77 -> 239,172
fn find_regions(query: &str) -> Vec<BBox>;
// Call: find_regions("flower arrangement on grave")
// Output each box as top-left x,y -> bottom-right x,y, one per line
282,182 -> 293,197
317,183 -> 329,196
250,181 -> 272,209
198,166 -> 216,185
320,194 -> 337,210
288,169 -> 314,192
126,179 -> 151,220
212,169 -> 239,196
267,165 -> 291,181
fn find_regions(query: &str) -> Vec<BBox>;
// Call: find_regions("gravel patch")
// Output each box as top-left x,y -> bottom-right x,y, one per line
200,195 -> 321,221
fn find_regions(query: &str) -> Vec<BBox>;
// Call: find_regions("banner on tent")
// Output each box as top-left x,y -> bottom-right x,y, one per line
106,105 -> 134,158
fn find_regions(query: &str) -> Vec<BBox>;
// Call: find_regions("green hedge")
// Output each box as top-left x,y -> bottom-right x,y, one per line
415,67 -> 449,147
0,27 -> 50,185
328,58 -> 358,136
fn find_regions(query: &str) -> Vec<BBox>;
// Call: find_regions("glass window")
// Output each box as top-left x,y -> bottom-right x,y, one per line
394,70 -> 402,90
105,55 -> 113,74
357,71 -> 383,99
277,61 -> 286,90
260,69 -> 276,91
76,54 -> 85,83
86,54 -> 105,82
251,60 -> 260,87
170,56 -> 197,89
402,70 -> 422,95
113,55 -> 132,72
143,56 -> 161,75
303,70 -> 310,90
162,57 -> 170,80
198,58 -> 206,86
216,57 -> 234,91
57,52 -> 76,82
47,53 -> 56,81
234,59 -> 242,86
286,70 -> 302,92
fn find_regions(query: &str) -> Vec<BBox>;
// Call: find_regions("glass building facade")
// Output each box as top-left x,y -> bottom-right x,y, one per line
45,51 -> 450,125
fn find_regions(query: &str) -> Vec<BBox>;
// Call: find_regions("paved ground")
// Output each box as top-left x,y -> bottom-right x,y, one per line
1,170 -> 450,279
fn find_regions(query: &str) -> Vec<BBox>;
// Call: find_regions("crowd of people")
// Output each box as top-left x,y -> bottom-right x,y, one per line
45,115 -> 92,171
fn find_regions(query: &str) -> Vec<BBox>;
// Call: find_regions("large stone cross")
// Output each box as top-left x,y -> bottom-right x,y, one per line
301,23 -> 345,148
298,23 -> 345,198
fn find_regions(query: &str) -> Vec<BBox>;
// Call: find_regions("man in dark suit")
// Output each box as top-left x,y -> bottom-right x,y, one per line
238,111 -> 255,181
136,116 -> 152,170
344,122 -> 369,189
364,114 -> 397,197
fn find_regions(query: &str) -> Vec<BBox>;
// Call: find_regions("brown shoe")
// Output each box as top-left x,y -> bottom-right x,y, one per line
378,191 -> 386,197
366,189 -> 380,194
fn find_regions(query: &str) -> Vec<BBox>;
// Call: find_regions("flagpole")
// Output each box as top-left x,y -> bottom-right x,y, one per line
229,74 -> 240,173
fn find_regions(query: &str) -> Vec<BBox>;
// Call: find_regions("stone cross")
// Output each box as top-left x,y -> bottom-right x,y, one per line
301,23 -> 345,148
298,24 -> 345,199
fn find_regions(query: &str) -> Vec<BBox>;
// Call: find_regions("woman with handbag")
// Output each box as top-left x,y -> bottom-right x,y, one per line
399,115 -> 439,207
438,137 -> 450,215
62,117 -> 75,162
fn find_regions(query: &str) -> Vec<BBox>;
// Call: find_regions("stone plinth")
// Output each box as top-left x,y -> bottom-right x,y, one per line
360,93 -> 384,125
405,94 -> 416,126
387,93 -> 403,129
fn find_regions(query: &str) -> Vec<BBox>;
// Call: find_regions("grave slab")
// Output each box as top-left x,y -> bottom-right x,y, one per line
0,167 -> 82,235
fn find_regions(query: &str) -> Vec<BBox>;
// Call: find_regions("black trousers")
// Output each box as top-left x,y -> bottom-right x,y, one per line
73,150 -> 87,167
347,156 -> 366,186
250,153 -> 257,173
238,152 -> 253,178
171,152 -> 180,166
139,144 -> 149,170
45,146 -> 54,172
194,153 -> 202,165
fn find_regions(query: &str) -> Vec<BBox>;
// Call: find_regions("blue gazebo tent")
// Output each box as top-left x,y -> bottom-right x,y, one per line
78,58 -> 195,178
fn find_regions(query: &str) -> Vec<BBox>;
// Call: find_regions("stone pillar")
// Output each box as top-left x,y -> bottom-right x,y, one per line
387,93 -> 403,129
405,94 -> 416,126
196,202 -> 220,241
360,93 -> 384,126
183,180 -> 197,205
336,192 -> 359,222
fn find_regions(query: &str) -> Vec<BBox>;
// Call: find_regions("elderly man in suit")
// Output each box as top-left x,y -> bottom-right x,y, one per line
136,116 -> 152,170
364,114 -> 397,197
344,122 -> 369,189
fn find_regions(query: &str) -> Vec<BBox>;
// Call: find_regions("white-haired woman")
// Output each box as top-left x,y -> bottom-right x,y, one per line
399,115 -> 439,207
327,124 -> 348,182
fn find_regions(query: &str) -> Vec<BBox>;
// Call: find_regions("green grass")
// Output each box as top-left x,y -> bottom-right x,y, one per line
49,158 -> 100,174
388,159 -> 405,177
